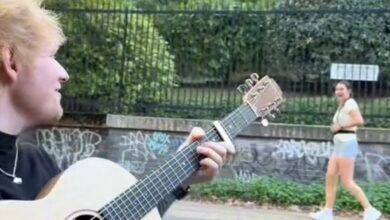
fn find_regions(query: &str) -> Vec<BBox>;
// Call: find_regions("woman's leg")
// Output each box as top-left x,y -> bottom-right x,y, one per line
338,140 -> 381,219
339,157 -> 382,219
309,156 -> 338,219
325,156 -> 339,209
339,157 -> 371,209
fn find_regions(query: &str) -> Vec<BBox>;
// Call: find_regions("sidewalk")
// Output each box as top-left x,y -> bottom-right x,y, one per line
163,201 -> 359,220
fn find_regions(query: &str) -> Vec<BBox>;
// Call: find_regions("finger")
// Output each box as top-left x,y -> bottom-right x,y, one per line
200,158 -> 219,172
226,153 -> 234,164
184,127 -> 206,146
203,142 -> 229,162
186,127 -> 206,143
178,127 -> 206,151
197,146 -> 224,167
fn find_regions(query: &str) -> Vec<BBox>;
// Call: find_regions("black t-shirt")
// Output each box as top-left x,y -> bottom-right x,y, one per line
0,131 -> 61,200
0,131 -> 181,216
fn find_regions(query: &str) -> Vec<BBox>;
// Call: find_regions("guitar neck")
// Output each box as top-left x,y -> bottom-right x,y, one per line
100,104 -> 257,219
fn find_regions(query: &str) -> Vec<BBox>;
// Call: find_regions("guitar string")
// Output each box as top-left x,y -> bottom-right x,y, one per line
95,83 -> 281,219
89,104 -> 258,220
117,145 -> 203,220
90,105 -> 254,220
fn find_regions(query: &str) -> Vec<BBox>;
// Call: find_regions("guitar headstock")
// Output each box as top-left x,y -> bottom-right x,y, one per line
239,74 -> 284,123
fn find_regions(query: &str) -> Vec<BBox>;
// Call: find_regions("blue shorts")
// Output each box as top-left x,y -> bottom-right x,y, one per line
332,137 -> 360,160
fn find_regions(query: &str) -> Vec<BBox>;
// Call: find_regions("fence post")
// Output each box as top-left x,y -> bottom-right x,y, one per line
118,6 -> 130,113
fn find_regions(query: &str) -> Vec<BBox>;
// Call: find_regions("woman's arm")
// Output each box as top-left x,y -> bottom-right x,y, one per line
341,110 -> 364,129
331,99 -> 364,133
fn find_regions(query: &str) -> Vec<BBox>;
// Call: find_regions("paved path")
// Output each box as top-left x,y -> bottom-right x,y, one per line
163,201 -> 362,220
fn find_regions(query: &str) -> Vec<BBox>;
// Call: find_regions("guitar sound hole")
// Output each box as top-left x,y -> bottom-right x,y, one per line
73,215 -> 102,220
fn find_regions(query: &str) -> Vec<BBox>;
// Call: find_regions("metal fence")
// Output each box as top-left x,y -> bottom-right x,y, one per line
46,2 -> 390,127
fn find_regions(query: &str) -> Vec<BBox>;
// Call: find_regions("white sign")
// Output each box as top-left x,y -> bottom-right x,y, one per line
330,63 -> 379,81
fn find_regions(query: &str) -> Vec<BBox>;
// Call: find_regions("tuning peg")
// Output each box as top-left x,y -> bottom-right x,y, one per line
261,118 -> 269,127
250,73 -> 259,82
245,78 -> 254,88
237,84 -> 248,94
272,108 -> 281,115
261,81 -> 269,86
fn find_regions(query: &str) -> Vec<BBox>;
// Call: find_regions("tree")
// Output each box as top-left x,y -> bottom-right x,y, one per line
45,0 -> 177,112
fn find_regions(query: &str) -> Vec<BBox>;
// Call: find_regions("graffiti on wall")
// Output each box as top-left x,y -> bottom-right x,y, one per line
35,128 -> 101,170
19,127 -> 390,183
229,139 -> 390,183
118,131 -> 186,174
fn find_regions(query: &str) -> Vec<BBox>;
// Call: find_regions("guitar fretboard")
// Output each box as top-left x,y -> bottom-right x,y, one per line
100,104 -> 257,220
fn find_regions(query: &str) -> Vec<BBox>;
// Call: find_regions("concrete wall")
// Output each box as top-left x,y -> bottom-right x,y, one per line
18,114 -> 390,183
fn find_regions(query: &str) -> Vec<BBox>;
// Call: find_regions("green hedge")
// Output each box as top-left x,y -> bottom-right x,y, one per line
267,0 -> 390,86
47,0 -> 177,112
134,0 -> 277,10
146,87 -> 390,127
190,178 -> 390,214
153,0 -> 390,88
155,1 -> 268,83
44,0 -> 390,123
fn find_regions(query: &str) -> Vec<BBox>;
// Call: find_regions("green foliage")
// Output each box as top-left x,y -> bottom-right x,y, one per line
267,0 -> 390,85
134,0 -> 277,10
47,0 -> 176,112
149,0 -> 275,84
146,0 -> 390,89
43,0 -> 390,124
190,178 -> 390,214
146,87 -> 390,128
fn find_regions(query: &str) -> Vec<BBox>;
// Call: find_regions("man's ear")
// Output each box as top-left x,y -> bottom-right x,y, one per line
0,45 -> 19,83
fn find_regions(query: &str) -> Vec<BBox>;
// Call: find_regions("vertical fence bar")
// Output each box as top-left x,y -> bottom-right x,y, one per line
48,2 -> 390,126
118,7 -> 129,113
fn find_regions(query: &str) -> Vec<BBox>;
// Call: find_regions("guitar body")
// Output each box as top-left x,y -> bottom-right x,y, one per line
0,157 -> 161,220
0,75 -> 284,220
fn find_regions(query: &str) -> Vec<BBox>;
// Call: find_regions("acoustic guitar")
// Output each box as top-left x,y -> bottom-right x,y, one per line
0,74 -> 284,220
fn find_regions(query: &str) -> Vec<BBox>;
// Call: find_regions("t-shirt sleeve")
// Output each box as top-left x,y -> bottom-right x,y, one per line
344,99 -> 359,112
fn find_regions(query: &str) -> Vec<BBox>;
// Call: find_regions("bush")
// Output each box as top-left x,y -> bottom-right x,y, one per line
267,0 -> 390,89
154,0 -> 270,84
134,0 -> 277,10
190,178 -> 390,214
47,0 -> 177,112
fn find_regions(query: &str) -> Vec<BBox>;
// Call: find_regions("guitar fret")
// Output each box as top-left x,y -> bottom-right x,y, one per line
162,165 -> 177,190
237,109 -> 248,135
220,120 -> 232,141
121,197 -> 134,219
150,176 -> 165,202
106,200 -> 129,219
97,75 -> 283,219
101,206 -> 116,219
118,199 -> 132,219
132,188 -> 149,216
227,117 -> 237,136
155,169 -> 171,195
144,179 -> 158,204
239,107 -> 249,124
125,189 -> 141,219
221,106 -> 249,138
100,104 -> 263,220
152,169 -> 172,201
175,151 -> 189,181
206,130 -> 220,142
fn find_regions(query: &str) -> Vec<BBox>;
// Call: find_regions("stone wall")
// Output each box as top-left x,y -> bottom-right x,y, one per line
18,114 -> 390,183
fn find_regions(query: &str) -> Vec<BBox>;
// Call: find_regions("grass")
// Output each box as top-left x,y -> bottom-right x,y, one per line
189,178 -> 390,214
